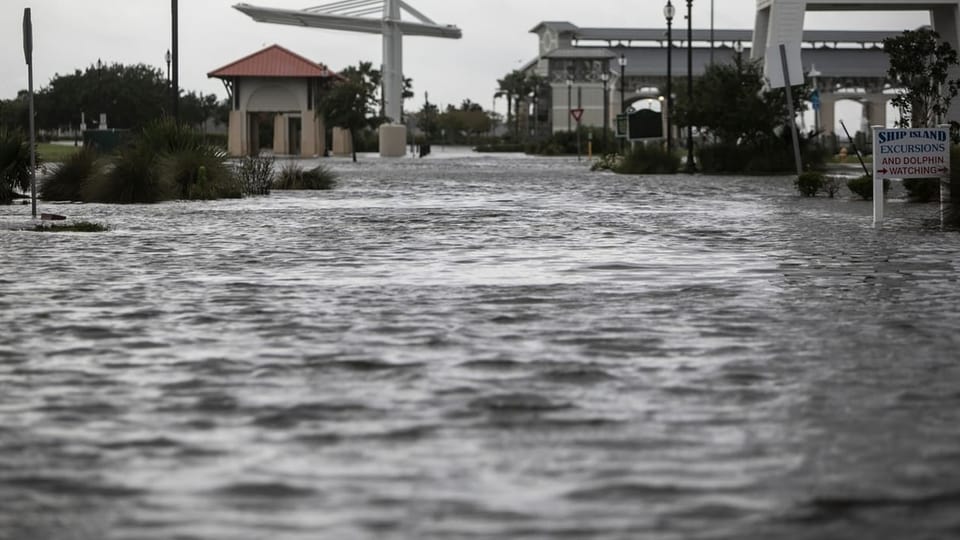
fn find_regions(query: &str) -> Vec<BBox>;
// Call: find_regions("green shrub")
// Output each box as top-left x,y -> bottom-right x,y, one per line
615,143 -> 679,174
40,147 -> 101,202
902,178 -> 941,202
795,171 -> 825,197
475,143 -> 525,153
273,162 -> 336,190
698,136 -> 827,174
847,174 -> 890,200
236,155 -> 275,195
1,128 -> 32,204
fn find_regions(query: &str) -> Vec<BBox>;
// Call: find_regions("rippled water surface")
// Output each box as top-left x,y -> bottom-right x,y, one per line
2,152 -> 960,540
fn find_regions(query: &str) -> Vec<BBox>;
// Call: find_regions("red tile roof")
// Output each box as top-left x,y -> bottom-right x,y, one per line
208,44 -> 339,79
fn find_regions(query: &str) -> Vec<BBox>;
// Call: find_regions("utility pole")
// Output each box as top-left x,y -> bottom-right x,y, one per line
172,0 -> 179,122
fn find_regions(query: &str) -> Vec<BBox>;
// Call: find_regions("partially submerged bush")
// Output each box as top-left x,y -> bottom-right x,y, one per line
902,178 -> 941,202
1,128 -> 32,204
273,162 -> 336,190
847,174 -> 890,200
40,146 -> 101,201
795,171 -> 825,197
236,155 -> 275,196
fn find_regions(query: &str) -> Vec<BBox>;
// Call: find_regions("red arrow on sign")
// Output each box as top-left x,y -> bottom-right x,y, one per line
571,108 -> 584,122
877,168 -> 888,174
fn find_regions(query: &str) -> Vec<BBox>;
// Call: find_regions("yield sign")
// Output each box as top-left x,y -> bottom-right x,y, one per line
570,108 -> 584,123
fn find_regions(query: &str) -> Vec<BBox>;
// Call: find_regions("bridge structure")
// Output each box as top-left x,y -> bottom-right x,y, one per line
526,9 -> 951,142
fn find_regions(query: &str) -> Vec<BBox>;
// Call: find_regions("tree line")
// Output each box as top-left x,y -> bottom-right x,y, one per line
0,62 -> 227,134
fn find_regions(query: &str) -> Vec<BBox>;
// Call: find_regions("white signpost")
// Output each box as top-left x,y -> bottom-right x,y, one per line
871,126 -> 951,229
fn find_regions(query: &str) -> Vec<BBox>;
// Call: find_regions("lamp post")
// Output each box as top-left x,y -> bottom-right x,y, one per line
685,0 -> 696,173
171,0 -> 179,122
809,64 -> 822,139
664,0 -> 675,153
601,71 -> 610,153
567,77 -> 573,132
165,49 -> 171,83
96,58 -> 103,129
619,53 -> 627,152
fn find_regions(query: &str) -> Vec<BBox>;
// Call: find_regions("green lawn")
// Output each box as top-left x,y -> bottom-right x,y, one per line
37,142 -> 81,163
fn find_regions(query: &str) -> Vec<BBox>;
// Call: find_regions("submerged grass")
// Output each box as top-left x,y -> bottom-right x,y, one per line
34,221 -> 109,233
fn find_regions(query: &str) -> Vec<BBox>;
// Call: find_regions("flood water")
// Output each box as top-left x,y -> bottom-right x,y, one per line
2,151 -> 960,540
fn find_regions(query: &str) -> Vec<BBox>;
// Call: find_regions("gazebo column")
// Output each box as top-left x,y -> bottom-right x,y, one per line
228,110 -> 245,157
273,114 -> 287,155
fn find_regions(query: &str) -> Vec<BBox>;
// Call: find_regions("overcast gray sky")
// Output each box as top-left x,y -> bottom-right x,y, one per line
3,1 -> 928,119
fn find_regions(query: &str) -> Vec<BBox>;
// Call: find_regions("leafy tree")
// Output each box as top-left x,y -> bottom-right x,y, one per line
883,28 -> 960,128
416,101 -> 439,140
673,52 -> 808,145
319,62 -> 382,162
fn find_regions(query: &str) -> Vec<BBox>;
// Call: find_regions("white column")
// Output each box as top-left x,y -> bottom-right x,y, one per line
382,0 -> 403,124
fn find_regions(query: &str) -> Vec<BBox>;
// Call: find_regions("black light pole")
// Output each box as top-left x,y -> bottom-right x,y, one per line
97,58 -> 103,128
567,77 -> 573,132
171,0 -> 179,122
685,0 -> 696,173
165,49 -> 171,83
664,0 -> 675,153
601,71 -> 610,153
619,53 -> 627,152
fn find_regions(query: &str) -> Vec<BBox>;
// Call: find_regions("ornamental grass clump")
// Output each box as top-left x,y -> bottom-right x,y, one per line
273,162 -> 337,190
40,147 -> 101,202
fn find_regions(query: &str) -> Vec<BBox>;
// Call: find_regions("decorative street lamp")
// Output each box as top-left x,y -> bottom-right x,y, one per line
685,0 -> 696,173
664,0 -> 675,153
165,49 -> 172,83
567,77 -> 573,133
619,53 -> 627,152
600,70 -> 610,152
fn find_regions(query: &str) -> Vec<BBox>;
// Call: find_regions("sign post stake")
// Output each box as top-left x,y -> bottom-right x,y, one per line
23,8 -> 37,219
872,126 -> 884,229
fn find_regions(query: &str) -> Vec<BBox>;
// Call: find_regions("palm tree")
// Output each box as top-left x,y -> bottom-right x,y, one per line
496,70 -> 527,140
